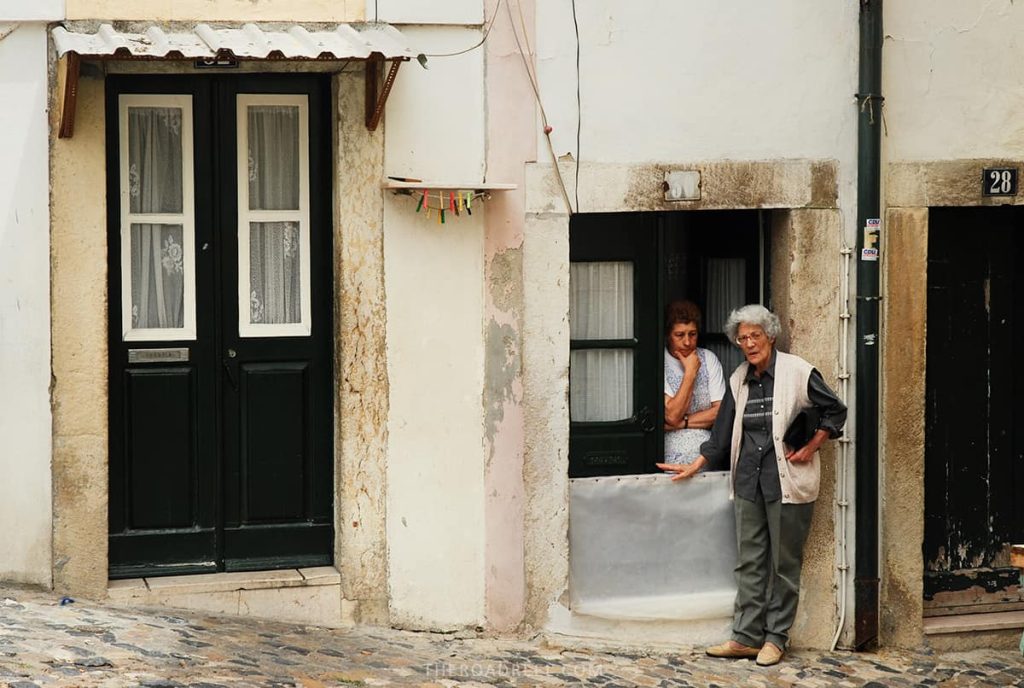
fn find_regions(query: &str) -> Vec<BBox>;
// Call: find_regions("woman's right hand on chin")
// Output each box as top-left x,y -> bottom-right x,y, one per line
677,350 -> 701,374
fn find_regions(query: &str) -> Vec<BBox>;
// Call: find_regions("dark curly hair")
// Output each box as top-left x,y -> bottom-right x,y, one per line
664,300 -> 702,335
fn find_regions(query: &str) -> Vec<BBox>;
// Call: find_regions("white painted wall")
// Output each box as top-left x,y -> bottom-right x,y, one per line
383,25 -> 487,629
0,22 -> 54,586
885,0 -> 1024,161
536,0 -> 860,226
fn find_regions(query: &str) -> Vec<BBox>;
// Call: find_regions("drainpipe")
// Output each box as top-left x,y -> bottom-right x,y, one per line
854,0 -> 882,650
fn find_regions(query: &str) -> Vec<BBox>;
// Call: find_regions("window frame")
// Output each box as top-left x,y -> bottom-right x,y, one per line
235,94 -> 312,338
118,94 -> 198,342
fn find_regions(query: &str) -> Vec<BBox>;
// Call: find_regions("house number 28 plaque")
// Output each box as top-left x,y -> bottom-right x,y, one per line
982,168 -> 1018,197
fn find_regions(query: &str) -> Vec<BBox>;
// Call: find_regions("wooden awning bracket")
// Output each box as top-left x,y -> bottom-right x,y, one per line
365,55 -> 403,132
57,52 -> 81,139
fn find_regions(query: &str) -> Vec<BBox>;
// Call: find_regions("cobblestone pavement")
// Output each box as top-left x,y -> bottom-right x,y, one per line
1,586 -> 1023,687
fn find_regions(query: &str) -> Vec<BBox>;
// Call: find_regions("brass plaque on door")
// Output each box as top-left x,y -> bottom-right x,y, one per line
128,348 -> 190,364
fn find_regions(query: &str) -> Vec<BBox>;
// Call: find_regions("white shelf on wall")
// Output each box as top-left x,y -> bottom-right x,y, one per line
382,179 -> 517,193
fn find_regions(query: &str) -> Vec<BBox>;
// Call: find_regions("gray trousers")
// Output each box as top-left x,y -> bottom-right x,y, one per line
730,489 -> 815,649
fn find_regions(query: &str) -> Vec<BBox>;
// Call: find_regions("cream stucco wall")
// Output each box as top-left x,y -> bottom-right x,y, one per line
66,0 -> 362,22
50,73 -> 108,598
334,69 -> 390,626
382,26 -> 487,630
0,22 -> 54,587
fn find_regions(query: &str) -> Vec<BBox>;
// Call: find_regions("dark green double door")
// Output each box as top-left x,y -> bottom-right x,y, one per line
107,75 -> 334,578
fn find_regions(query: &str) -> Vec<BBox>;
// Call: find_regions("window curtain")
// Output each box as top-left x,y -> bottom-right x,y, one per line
248,106 -> 302,324
569,262 -> 634,422
128,107 -> 184,329
705,258 -> 747,374
249,222 -> 301,324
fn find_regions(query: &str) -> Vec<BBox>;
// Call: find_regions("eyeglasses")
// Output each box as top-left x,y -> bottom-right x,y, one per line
735,331 -> 766,346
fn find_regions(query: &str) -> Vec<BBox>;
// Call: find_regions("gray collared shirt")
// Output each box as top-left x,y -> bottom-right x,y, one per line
699,351 -> 847,502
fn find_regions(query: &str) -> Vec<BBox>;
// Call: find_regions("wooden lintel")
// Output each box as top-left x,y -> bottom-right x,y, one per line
365,57 -> 402,132
58,52 -> 81,139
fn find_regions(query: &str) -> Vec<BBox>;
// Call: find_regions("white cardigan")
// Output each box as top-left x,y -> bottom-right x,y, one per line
727,350 -> 819,505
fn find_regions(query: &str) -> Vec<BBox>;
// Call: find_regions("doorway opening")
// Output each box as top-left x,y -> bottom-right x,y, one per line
567,210 -> 770,478
924,206 -> 1024,616
106,75 -> 335,579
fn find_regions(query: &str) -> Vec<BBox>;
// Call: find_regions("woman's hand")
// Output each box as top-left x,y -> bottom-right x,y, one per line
676,349 -> 701,376
656,456 -> 707,481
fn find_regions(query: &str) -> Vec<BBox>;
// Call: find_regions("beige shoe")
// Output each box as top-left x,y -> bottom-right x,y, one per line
755,641 -> 784,666
705,640 -> 761,659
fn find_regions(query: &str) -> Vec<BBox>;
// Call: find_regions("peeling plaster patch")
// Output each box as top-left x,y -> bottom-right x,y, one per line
487,247 -> 523,314
484,320 -> 520,447
484,247 -> 523,453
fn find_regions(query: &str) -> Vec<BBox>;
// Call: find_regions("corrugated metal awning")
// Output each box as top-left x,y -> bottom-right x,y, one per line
52,22 -> 415,61
52,23 -> 416,138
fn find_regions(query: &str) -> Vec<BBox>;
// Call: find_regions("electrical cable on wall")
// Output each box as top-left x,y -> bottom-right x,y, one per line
506,0 -> 575,214
572,0 -> 581,212
418,0 -> 504,60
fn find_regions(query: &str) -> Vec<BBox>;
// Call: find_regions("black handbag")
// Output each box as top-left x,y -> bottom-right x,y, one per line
783,408 -> 820,450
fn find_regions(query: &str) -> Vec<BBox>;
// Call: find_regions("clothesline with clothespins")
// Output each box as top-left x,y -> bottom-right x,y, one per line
413,189 -> 486,224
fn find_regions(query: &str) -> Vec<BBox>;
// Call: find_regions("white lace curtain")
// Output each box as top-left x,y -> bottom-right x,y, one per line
569,262 -> 634,422
128,107 -> 185,330
567,257 -> 749,422
248,105 -> 302,325
704,257 -> 747,374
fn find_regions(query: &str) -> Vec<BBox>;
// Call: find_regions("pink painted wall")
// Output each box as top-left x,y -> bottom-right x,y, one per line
483,0 -> 536,630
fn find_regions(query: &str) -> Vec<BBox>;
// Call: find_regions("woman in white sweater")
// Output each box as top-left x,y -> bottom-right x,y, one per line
661,300 -> 726,468
658,304 -> 846,667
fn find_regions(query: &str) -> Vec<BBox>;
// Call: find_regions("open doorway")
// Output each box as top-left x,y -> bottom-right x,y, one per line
568,210 -> 769,478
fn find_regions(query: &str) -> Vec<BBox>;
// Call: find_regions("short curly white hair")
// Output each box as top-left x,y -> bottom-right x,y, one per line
724,304 -> 782,344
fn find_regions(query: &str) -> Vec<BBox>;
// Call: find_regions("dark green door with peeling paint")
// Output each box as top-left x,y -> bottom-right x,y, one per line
924,206 -> 1024,615
567,210 -> 765,477
105,75 -> 334,578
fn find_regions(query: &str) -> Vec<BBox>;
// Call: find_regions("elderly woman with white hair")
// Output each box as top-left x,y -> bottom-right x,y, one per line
657,304 -> 846,666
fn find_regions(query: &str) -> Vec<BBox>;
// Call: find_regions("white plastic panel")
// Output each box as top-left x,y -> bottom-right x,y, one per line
569,471 -> 737,621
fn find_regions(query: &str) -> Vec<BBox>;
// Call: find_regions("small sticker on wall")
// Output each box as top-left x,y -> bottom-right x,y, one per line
861,218 -> 880,261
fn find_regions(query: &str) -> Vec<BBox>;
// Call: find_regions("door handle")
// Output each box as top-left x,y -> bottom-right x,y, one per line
638,405 -> 656,433
223,349 -> 239,391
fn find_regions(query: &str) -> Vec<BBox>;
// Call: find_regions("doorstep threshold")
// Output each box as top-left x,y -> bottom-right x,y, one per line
923,609 -> 1024,635
109,566 -> 340,597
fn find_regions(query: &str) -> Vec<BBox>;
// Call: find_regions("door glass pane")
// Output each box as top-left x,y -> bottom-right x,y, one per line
570,262 -> 634,340
128,107 -> 183,214
130,223 -> 185,329
705,258 -> 746,332
248,105 -> 300,211
570,349 -> 634,422
249,221 -> 301,325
